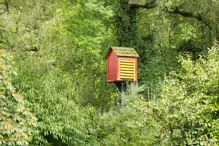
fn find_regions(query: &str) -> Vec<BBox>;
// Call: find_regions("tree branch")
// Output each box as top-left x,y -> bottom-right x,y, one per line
128,0 -> 156,9
128,0 -> 206,24
170,8 -> 202,21
170,8 -> 211,29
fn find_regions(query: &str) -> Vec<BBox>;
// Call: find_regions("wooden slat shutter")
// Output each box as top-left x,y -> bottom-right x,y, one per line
119,59 -> 135,80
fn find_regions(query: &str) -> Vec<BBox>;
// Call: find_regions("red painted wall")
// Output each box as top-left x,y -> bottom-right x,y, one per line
107,50 -> 119,82
107,51 -> 138,82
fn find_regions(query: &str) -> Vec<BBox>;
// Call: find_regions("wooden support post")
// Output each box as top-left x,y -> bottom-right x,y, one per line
115,82 -> 128,108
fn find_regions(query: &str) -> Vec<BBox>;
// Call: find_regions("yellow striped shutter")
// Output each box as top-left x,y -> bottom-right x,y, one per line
119,59 -> 136,80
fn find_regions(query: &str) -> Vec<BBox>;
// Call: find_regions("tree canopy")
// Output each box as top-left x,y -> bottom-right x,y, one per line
0,0 -> 218,145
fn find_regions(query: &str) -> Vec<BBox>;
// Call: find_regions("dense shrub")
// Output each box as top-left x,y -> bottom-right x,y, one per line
0,50 -> 37,145
140,44 -> 219,145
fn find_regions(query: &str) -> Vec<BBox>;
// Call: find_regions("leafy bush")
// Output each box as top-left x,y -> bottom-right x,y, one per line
141,44 -> 219,145
0,50 -> 37,145
95,84 -> 158,145
9,0 -> 117,144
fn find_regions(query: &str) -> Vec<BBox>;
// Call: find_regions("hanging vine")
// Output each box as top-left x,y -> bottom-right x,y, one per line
115,0 -> 138,47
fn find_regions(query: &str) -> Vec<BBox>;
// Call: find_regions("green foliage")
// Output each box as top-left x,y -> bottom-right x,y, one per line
0,50 -> 37,145
96,84 -> 159,145
136,0 -> 219,86
48,0 -> 118,110
140,45 -> 219,145
13,53 -> 102,145
2,0 -> 118,145
0,0 -> 219,145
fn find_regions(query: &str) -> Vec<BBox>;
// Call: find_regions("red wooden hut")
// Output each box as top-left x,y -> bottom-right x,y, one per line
106,47 -> 139,82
